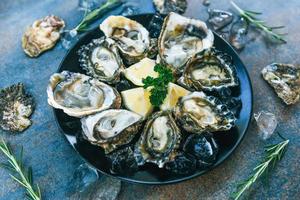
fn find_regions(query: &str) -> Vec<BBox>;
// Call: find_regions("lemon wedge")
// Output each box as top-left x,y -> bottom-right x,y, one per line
124,58 -> 158,86
121,87 -> 153,118
160,83 -> 190,111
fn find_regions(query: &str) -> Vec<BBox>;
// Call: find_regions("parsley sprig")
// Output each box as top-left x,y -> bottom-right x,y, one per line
231,136 -> 289,200
142,64 -> 174,107
0,139 -> 41,200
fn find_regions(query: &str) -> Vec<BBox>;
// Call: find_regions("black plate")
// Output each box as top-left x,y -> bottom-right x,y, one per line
54,14 -> 253,185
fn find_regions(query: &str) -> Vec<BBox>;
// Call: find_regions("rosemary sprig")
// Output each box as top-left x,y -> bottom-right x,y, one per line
0,139 -> 41,200
231,1 -> 287,43
231,138 -> 289,200
74,0 -> 122,32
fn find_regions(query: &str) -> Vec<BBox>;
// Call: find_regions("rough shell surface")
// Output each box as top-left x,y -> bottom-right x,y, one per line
262,63 -> 300,105
134,111 -> 182,168
100,15 -> 150,65
174,91 -> 236,133
78,37 -> 124,84
0,83 -> 34,132
158,12 -> 214,73
22,15 -> 65,57
47,71 -> 121,118
108,146 -> 139,175
179,48 -> 239,91
153,0 -> 187,15
81,109 -> 143,154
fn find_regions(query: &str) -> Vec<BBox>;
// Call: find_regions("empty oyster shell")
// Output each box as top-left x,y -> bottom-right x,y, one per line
81,109 -> 143,154
100,16 -> 150,65
47,71 -> 121,118
0,83 -> 34,132
78,37 -> 124,84
158,12 -> 214,73
174,91 -> 236,133
179,48 -> 239,91
134,111 -> 181,168
153,0 -> 187,15
262,63 -> 300,105
22,15 -> 65,57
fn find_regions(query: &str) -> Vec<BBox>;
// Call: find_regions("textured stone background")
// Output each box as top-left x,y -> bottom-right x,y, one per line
0,0 -> 299,199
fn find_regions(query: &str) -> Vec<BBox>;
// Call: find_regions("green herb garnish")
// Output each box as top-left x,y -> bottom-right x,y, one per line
0,139 -> 41,200
231,137 -> 289,200
74,0 -> 122,32
142,64 -> 174,107
231,1 -> 287,43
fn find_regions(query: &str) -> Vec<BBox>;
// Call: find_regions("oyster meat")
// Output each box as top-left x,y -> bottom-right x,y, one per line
22,15 -> 65,57
174,91 -> 236,133
100,16 -> 150,65
262,63 -> 300,105
0,83 -> 34,132
158,12 -> 214,72
78,37 -> 124,84
47,71 -> 121,118
81,109 -> 143,154
183,133 -> 218,168
153,0 -> 187,15
179,48 -> 238,91
134,111 -> 181,168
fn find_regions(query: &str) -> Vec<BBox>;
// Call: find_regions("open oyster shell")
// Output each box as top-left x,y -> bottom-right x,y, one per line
134,111 -> 182,168
0,83 -> 34,132
174,91 -> 236,133
179,48 -> 239,91
158,12 -> 214,73
78,37 -> 124,84
262,63 -> 300,105
22,15 -> 65,57
153,0 -> 187,15
100,16 -> 150,65
47,71 -> 121,118
81,109 -> 143,154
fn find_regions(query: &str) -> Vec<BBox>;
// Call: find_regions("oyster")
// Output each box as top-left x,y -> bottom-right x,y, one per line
134,111 -> 181,168
179,48 -> 238,91
164,153 -> 197,175
108,146 -> 138,175
47,71 -> 121,118
262,63 -> 300,105
158,12 -> 214,72
81,109 -> 143,154
22,15 -> 65,57
174,91 -> 236,133
0,83 -> 34,132
100,16 -> 150,65
78,37 -> 124,84
183,133 -> 218,168
153,0 -> 187,15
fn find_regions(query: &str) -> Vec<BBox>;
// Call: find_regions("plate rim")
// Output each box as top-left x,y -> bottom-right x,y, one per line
53,13 -> 253,185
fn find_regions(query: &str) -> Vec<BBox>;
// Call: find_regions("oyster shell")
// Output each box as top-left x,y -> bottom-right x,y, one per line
174,91 -> 236,133
158,12 -> 214,73
108,146 -> 138,175
134,111 -> 181,168
262,63 -> 300,105
78,37 -> 124,84
183,133 -> 218,169
179,48 -> 239,91
153,0 -> 187,15
47,71 -> 121,118
100,16 -> 150,65
22,15 -> 65,57
81,109 -> 143,154
164,153 -> 197,175
0,83 -> 34,132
